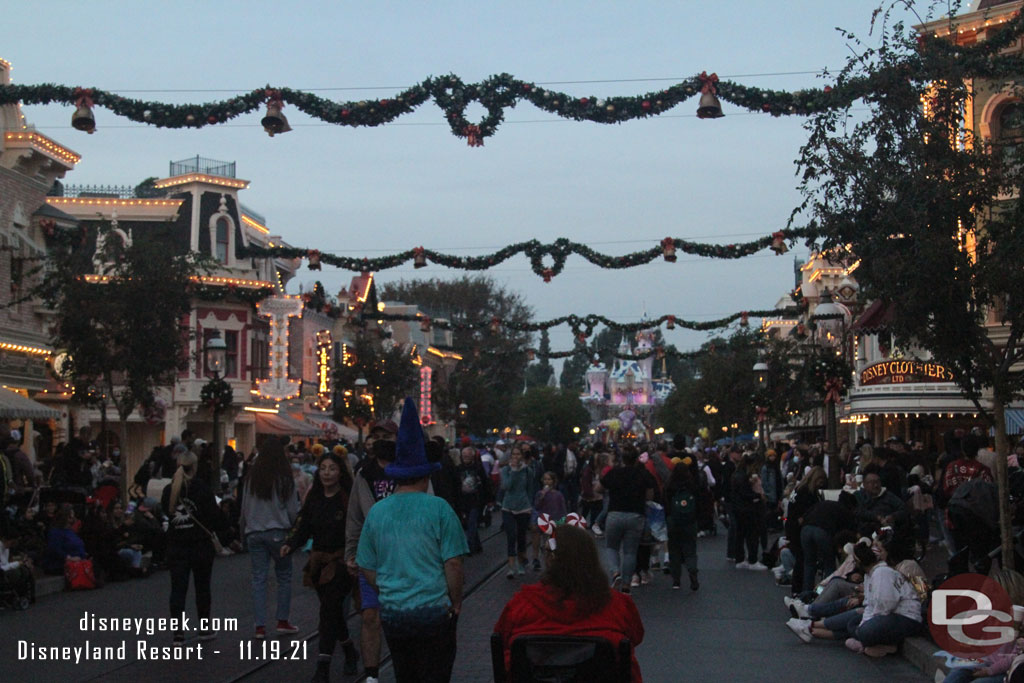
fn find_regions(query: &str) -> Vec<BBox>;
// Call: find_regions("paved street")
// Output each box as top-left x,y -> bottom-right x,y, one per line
0,524 -> 932,683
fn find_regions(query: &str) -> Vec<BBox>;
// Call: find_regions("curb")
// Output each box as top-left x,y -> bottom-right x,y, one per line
903,635 -> 946,683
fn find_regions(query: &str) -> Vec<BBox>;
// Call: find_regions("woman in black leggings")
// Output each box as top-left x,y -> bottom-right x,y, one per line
161,449 -> 224,642
282,450 -> 358,682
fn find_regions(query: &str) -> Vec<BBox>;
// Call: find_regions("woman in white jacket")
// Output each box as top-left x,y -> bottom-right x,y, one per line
787,539 -> 922,657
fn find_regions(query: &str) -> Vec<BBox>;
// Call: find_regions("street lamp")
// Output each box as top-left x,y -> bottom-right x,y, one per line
753,359 -> 769,449
354,375 -> 369,454
811,288 -> 848,487
204,331 -> 227,491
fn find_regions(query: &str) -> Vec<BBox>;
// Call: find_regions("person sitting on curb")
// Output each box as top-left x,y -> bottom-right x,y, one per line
786,538 -> 921,657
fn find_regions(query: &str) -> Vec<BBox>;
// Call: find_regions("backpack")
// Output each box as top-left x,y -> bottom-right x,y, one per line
670,489 -> 696,526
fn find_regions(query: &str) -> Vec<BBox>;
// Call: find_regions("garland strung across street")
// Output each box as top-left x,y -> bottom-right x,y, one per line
373,308 -> 799,337
9,14 -> 1024,145
242,229 -> 808,281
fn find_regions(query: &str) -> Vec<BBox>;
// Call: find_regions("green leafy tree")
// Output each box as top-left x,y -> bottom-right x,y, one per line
525,329 -> 554,389
792,3 -> 1024,565
512,386 -> 591,443
36,222 -> 206,494
379,275 -> 532,433
332,332 -> 417,424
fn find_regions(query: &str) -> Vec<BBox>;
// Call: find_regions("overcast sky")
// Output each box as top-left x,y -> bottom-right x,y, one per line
3,1 -> 936,373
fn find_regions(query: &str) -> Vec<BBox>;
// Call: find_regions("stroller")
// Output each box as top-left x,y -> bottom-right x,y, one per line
0,564 -> 34,610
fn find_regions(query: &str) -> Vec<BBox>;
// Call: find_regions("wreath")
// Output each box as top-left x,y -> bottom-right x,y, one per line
200,377 -> 234,412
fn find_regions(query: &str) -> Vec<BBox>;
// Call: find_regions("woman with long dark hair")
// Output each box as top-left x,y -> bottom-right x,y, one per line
161,449 -> 224,643
240,438 -> 301,638
494,524 -> 645,682
665,462 -> 700,590
282,450 -> 359,682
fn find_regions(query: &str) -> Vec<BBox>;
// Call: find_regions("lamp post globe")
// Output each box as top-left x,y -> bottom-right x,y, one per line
203,331 -> 228,492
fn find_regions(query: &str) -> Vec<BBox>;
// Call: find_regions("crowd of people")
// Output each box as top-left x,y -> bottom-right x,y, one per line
7,408 -> 1024,681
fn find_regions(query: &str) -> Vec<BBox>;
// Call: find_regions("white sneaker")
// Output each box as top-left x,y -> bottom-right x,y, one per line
786,618 -> 813,643
592,525 -> 604,537
630,575 -> 641,587
366,678 -> 379,683
793,600 -> 809,619
783,596 -> 796,609
736,561 -> 751,569
748,562 -> 769,571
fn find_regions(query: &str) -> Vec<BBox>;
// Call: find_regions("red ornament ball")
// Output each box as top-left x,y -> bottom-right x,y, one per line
642,100 -> 651,110
580,97 -> 589,105
207,114 -> 218,124
824,86 -> 832,93
762,103 -> 772,112
342,109 -> 350,117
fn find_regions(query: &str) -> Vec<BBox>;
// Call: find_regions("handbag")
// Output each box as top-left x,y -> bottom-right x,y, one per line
64,557 -> 97,590
188,513 -> 225,554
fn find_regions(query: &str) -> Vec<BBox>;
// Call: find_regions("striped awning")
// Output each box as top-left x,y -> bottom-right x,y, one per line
1003,409 -> 1024,435
255,412 -> 321,437
0,388 -> 60,420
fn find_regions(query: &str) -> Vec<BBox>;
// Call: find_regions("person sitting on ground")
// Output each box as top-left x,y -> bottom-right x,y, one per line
786,533 -> 867,621
42,503 -> 88,575
787,537 -> 922,656
494,524 -> 645,682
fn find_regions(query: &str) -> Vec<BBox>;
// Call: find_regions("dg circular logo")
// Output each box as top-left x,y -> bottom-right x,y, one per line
928,573 -> 1014,657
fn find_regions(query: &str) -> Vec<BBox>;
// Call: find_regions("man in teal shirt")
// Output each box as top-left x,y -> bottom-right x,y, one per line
356,398 -> 468,683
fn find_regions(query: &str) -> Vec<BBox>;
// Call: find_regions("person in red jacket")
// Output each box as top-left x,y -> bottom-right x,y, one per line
494,524 -> 645,682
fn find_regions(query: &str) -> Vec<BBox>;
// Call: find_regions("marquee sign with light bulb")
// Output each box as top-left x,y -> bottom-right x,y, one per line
255,294 -> 303,401
316,330 -> 332,410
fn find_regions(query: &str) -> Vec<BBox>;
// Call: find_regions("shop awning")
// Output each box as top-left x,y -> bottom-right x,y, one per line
852,300 -> 895,334
299,415 -> 358,440
1003,409 -> 1024,435
254,412 -> 322,437
0,388 -> 60,420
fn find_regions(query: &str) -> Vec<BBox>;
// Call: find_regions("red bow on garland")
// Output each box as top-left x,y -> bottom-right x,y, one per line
698,71 -> 719,95
824,377 -> 844,404
265,89 -> 284,108
464,125 -> 483,147
73,87 -> 93,108
755,406 -> 769,422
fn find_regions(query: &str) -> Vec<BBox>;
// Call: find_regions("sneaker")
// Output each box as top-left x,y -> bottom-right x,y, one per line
630,575 -> 641,588
748,562 -> 769,571
640,571 -> 652,585
786,618 -> 813,644
532,559 -> 541,572
845,638 -> 864,653
689,572 -> 700,591
198,630 -> 217,641
672,581 -> 681,590
863,644 -> 898,657
592,525 -> 604,537
254,626 -> 266,639
517,563 -> 526,576
275,620 -> 299,634
507,566 -> 516,579
736,561 -> 751,569
783,596 -> 797,609
793,601 -> 809,619
366,678 -> 379,683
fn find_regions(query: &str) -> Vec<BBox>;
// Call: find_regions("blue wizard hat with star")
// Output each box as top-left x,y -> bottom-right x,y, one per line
385,397 -> 440,479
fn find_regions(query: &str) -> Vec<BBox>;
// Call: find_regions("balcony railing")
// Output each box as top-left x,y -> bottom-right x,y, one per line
60,184 -> 136,199
169,156 -> 236,178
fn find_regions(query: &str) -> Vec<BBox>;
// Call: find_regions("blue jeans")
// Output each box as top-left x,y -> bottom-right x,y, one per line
801,524 -> 834,592
246,529 -> 293,627
807,597 -> 851,620
463,505 -> 482,552
604,511 -> 645,583
118,547 -> 142,569
595,496 -> 610,529
823,609 -> 920,645
943,667 -> 1002,683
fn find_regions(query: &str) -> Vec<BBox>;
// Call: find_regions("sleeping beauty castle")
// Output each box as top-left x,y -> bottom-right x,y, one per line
580,328 -> 675,429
